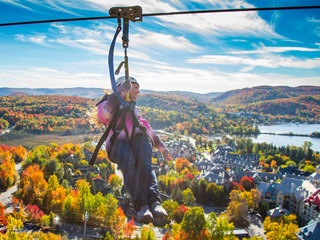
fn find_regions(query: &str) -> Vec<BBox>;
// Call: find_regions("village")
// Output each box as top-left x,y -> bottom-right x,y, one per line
39,135 -> 320,239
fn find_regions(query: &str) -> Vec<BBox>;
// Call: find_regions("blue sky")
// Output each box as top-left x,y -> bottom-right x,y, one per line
0,0 -> 319,93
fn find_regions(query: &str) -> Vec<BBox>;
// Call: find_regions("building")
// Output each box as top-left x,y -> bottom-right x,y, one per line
309,165 -> 320,187
93,178 -> 112,195
297,216 -> 320,240
165,139 -> 195,159
267,205 -> 290,221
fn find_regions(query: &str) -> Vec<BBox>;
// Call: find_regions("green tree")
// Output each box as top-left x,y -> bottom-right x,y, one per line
182,188 -> 195,206
180,207 -> 207,237
259,200 -> 269,219
199,179 -> 208,205
207,212 -> 235,240
172,184 -> 184,205
162,200 -> 179,223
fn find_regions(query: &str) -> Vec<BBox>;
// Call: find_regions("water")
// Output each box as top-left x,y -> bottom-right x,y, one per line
251,124 -> 320,151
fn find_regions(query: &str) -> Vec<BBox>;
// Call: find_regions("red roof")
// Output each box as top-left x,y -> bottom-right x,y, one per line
305,188 -> 320,206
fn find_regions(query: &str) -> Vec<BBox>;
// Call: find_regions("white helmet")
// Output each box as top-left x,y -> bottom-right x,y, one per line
116,76 -> 139,87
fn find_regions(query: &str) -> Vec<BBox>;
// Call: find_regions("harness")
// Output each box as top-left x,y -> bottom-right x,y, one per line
89,100 -> 152,165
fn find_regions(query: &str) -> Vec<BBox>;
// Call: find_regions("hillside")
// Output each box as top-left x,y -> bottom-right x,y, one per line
0,87 -> 220,101
210,85 -> 320,106
209,86 -> 320,121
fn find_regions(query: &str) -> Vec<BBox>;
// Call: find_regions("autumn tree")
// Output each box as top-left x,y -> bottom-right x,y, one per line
227,190 -> 248,227
173,205 -> 189,224
180,207 -> 207,238
108,174 -> 123,194
240,176 -> 255,191
175,158 -> 191,174
0,203 -> 7,227
182,188 -> 195,206
18,165 -> 48,206
162,200 -> 179,223
207,212 -> 235,240
25,204 -> 44,224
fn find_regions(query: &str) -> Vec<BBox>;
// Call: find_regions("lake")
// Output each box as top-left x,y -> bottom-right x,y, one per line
252,124 -> 320,151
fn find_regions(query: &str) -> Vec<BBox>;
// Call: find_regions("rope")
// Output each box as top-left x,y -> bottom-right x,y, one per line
1,5 -> 320,27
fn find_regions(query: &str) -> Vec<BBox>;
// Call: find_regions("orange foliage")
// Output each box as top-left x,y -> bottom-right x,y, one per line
175,158 -> 191,174
19,165 -> 48,205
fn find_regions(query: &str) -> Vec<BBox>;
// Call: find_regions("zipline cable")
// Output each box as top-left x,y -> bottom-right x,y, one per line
0,5 -> 320,27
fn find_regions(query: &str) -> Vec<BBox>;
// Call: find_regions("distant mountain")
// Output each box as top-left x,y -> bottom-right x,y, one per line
0,87 -> 106,99
210,86 -> 320,106
7,92 -> 32,97
152,91 -> 222,102
0,87 -> 220,102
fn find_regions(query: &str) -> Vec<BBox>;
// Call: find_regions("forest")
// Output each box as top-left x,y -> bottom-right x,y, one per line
209,86 -> 320,123
0,94 -> 259,141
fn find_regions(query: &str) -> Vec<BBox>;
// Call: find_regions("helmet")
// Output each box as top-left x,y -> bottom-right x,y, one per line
116,76 -> 139,87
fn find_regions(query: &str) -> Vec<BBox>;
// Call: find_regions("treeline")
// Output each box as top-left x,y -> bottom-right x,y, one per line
209,86 -> 320,122
0,95 -> 259,137
0,95 -> 102,134
140,106 -> 258,136
234,138 -> 319,172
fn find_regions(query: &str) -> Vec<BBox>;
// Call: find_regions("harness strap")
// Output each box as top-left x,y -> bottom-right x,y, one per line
89,115 -> 117,166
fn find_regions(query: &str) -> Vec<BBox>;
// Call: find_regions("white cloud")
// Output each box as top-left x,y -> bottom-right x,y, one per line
0,0 -> 32,10
308,17 -> 320,23
187,55 -> 320,70
131,28 -> 201,52
1,63 -> 320,93
230,46 -> 320,54
15,34 -> 47,45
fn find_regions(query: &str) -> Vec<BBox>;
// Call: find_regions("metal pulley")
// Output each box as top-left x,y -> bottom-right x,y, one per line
109,6 -> 142,80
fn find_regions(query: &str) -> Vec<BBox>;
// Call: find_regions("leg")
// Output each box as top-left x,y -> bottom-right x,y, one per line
132,134 -> 160,206
112,139 -> 147,210
132,134 -> 168,218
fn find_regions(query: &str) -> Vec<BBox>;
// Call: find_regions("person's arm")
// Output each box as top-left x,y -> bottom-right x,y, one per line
150,129 -> 173,161
138,112 -> 173,161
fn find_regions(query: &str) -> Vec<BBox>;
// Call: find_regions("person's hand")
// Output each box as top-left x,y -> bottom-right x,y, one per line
163,149 -> 173,161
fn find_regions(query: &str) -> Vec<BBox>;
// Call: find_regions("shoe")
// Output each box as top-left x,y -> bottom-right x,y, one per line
151,202 -> 168,219
137,205 -> 154,222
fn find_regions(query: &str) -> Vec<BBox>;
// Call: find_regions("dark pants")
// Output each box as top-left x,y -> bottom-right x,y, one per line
112,134 -> 160,211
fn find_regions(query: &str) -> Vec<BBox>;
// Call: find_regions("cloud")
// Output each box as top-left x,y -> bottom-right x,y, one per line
0,0 -> 32,10
15,34 -> 47,45
308,17 -> 320,23
187,55 -> 320,70
1,63 -> 320,93
0,67 -> 107,88
131,28 -> 201,52
230,46 -> 320,54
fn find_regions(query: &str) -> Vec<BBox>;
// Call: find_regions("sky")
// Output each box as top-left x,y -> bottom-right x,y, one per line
0,0 -> 320,94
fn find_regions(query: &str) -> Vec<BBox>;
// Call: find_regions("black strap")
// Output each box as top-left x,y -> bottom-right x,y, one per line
89,124 -> 112,166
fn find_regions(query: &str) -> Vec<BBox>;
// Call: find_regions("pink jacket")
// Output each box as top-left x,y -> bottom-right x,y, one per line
97,87 -> 167,154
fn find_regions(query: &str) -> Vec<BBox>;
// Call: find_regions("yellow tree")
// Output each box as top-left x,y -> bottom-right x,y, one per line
227,190 -> 248,227
270,160 -> 277,172
250,189 -> 261,210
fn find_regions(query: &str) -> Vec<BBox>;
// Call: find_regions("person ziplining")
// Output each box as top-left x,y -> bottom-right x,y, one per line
88,6 -> 173,223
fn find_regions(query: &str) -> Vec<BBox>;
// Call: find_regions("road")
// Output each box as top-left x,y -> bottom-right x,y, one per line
0,163 -> 21,213
245,214 -> 266,240
0,125 -> 15,135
